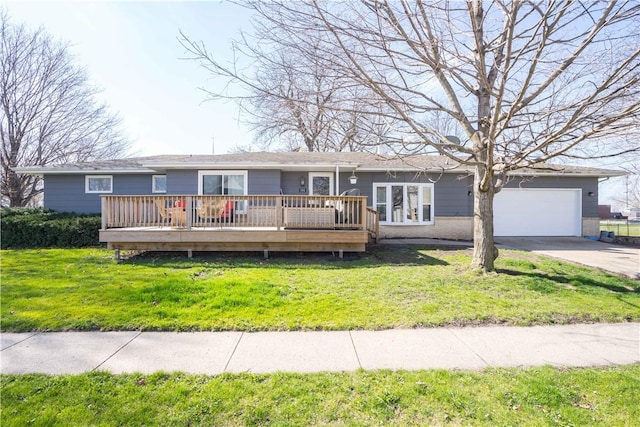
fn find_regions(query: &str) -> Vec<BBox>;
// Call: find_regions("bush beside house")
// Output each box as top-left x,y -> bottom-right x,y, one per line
0,208 -> 101,248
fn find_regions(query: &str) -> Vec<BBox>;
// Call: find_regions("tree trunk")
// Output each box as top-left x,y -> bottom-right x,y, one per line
6,169 -> 25,207
471,165 -> 497,272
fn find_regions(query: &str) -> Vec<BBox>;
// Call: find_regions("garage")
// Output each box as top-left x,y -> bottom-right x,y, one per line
494,188 -> 582,236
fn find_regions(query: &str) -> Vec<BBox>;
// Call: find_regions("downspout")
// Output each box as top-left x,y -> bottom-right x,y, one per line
335,165 -> 340,195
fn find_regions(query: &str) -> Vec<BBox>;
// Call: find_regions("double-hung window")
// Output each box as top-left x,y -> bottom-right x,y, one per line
85,175 -> 113,193
373,183 -> 434,224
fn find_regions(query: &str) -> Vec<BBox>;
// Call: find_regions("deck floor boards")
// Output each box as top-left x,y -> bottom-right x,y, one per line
100,227 -> 370,253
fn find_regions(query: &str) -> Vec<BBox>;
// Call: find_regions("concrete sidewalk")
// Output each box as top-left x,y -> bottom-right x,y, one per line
1,323 -> 638,375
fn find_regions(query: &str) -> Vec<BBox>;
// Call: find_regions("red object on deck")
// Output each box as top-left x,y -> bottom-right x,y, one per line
174,200 -> 186,208
220,200 -> 234,218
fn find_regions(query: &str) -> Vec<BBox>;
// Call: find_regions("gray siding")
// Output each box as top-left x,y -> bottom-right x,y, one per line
42,169 -> 599,217
44,174 -> 155,214
345,171 -> 474,216
248,170 -> 281,194
281,171 -> 309,195
167,169 -> 281,194
502,176 -> 598,217
282,171 -> 474,216
166,170 -> 198,194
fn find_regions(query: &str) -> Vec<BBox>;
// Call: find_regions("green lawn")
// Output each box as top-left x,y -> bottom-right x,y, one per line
600,221 -> 640,237
1,247 -> 638,332
2,365 -> 639,426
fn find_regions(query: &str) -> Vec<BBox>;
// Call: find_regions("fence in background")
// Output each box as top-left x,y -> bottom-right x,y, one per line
600,220 -> 640,237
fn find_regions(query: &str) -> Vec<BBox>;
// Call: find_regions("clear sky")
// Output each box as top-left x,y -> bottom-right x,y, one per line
3,0 -> 254,156
2,0 -> 630,205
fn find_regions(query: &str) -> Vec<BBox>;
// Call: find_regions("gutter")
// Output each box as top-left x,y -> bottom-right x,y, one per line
141,162 -> 361,169
11,168 -> 157,175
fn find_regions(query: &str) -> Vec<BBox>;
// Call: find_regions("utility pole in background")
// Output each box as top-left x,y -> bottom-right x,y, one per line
625,175 -> 629,210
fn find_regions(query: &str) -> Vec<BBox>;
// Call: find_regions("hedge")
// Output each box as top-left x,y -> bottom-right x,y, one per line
0,208 -> 101,249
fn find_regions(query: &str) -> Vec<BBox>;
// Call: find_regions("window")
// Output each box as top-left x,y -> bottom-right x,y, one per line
85,175 -> 112,193
373,183 -> 434,224
198,171 -> 247,195
198,170 -> 248,211
308,172 -> 334,195
152,175 -> 167,193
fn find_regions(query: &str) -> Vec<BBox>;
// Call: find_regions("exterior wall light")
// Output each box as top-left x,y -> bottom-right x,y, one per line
300,176 -> 305,187
588,191 -> 595,197
349,171 -> 358,185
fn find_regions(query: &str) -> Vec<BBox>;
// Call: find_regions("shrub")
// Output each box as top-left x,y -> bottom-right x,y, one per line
0,208 -> 101,248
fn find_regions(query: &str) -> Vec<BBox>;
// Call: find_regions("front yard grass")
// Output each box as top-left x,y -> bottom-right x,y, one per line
1,246 -> 638,332
2,365 -> 639,426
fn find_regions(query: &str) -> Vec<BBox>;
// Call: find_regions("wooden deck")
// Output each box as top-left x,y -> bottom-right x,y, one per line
100,195 -> 379,257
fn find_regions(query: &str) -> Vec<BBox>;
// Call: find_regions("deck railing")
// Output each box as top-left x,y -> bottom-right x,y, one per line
101,195 -> 377,233
366,207 -> 380,242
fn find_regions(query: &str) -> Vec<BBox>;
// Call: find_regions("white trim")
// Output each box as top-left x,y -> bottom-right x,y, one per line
152,175 -> 167,193
145,162 -> 357,170
85,175 -> 113,193
308,172 -> 334,196
12,163 -> 623,179
13,168 -> 155,174
197,170 -> 248,195
373,182 -> 435,225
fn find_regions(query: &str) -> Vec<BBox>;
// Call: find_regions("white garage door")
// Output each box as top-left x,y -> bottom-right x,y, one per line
494,189 -> 582,236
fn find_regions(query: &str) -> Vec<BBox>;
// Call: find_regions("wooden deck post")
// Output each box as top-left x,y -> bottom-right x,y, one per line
275,196 -> 282,231
360,198 -> 367,230
186,196 -> 193,230
101,196 -> 108,230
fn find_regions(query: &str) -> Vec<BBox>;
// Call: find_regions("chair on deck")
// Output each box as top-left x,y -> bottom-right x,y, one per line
335,188 -> 361,226
219,200 -> 235,223
154,200 -> 172,227
196,199 -> 226,222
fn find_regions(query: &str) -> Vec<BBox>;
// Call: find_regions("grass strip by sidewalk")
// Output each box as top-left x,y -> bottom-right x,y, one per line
2,247 -> 638,332
2,365 -> 639,426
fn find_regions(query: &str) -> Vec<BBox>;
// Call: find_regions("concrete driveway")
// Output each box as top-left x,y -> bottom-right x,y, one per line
496,237 -> 639,280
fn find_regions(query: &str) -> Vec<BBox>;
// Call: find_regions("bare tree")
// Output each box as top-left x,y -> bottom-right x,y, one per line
0,12 -> 129,207
247,43 -> 366,152
179,15 -> 397,153
613,163 -> 640,210
210,0 -> 640,272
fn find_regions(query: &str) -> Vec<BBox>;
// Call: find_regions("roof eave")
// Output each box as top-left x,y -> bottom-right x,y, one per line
511,171 -> 625,178
141,162 -> 363,169
12,167 -> 156,174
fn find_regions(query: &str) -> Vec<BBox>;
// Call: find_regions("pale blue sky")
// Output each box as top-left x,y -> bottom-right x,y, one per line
4,0 -> 254,156
2,1 -> 629,205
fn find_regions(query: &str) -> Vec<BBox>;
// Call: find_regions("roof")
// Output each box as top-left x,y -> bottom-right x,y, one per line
12,151 -> 624,177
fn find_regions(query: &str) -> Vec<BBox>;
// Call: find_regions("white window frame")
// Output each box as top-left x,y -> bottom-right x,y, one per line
308,172 -> 334,196
152,175 -> 167,193
198,170 -> 248,213
85,175 -> 113,194
197,170 -> 248,195
372,182 -> 434,225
